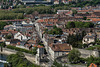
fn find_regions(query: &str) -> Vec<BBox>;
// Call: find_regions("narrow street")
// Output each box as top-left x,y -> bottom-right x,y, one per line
33,20 -> 54,67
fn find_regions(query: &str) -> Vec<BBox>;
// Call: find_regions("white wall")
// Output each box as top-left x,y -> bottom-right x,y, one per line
14,32 -> 27,41
5,42 -> 10,45
83,38 -> 95,44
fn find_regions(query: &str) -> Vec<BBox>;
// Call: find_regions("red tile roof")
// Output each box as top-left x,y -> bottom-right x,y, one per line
94,10 -> 100,12
89,63 -> 97,67
1,30 -> 18,35
78,10 -> 89,12
50,43 -> 71,52
33,45 -> 44,48
33,45 -> 37,47
4,25 -> 12,28
38,19 -> 58,23
91,18 -> 100,22
17,42 -> 20,45
38,19 -> 44,23
37,45 -> 44,48
68,0 -> 72,1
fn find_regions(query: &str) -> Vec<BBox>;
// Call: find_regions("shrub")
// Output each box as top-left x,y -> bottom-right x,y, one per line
6,45 -> 35,54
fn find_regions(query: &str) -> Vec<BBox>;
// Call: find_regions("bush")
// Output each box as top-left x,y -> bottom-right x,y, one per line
86,47 -> 95,50
6,45 -> 35,54
0,42 -> 6,47
7,52 -> 40,67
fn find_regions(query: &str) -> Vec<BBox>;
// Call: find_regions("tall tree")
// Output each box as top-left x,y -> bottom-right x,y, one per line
68,49 -> 81,64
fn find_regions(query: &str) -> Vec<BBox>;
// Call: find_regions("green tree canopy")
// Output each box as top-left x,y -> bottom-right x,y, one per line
68,49 -> 81,64
7,52 -> 40,67
0,21 -> 8,30
66,21 -> 94,28
47,26 -> 63,35
86,56 -> 100,66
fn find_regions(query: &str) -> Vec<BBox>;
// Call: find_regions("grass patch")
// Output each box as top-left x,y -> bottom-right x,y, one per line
86,46 -> 95,50
86,45 -> 100,50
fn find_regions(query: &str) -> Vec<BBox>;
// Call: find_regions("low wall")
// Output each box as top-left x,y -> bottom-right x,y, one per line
77,48 -> 99,58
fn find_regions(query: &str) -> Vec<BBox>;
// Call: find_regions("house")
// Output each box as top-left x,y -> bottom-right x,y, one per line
5,39 -> 11,45
27,37 -> 39,45
15,41 -> 30,50
57,10 -> 70,14
0,30 -> 18,39
0,37 -> 5,43
54,0 -> 59,4
5,39 -> 21,45
38,14 -> 56,19
10,39 -> 21,45
22,21 -> 33,25
22,21 -> 27,24
35,45 -> 44,65
91,18 -> 100,24
61,0 -> 68,4
94,28 -> 100,40
4,20 -> 33,32
14,32 -> 28,41
24,44 -> 32,50
4,25 -> 15,30
48,43 -> 72,60
82,33 -> 97,44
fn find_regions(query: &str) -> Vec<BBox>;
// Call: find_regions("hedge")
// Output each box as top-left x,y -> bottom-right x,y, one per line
6,45 -> 35,54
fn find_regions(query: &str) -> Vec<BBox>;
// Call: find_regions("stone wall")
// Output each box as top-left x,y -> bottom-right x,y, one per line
77,48 -> 99,58
0,48 -> 35,63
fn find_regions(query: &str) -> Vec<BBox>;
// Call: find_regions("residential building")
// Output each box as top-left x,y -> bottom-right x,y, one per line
48,43 -> 72,60
14,32 -> 28,41
82,33 -> 97,44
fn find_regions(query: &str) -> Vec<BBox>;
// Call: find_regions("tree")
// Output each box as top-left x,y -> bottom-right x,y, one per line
75,21 -> 84,28
7,52 -> 40,67
0,21 -> 8,30
67,33 -> 85,48
16,51 -> 25,57
66,21 -> 94,28
86,56 -> 100,66
0,42 -> 6,47
72,9 -> 77,16
32,47 -> 37,55
4,63 -> 9,67
83,17 -> 87,20
47,26 -> 63,35
16,5 -> 26,8
66,22 -> 75,28
5,35 -> 12,39
68,49 -> 81,64
52,60 -> 65,67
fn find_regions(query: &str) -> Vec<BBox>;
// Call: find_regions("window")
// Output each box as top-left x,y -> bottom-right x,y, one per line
87,38 -> 89,41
